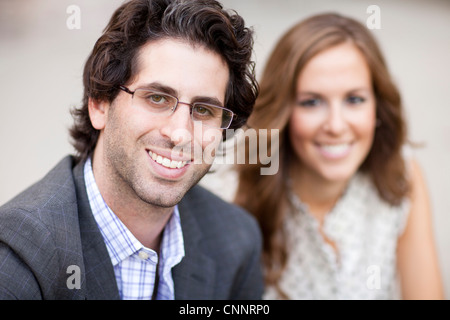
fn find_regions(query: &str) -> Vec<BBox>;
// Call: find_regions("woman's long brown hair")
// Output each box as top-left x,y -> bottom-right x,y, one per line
234,13 -> 410,298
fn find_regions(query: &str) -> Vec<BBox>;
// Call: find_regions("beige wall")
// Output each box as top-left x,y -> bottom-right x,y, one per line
1,0 -> 449,298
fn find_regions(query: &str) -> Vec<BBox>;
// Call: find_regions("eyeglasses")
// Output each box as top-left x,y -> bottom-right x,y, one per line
118,85 -> 235,129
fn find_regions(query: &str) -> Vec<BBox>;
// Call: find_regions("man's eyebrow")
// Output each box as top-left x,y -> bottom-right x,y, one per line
191,96 -> 224,108
138,82 -> 178,97
137,82 -> 225,107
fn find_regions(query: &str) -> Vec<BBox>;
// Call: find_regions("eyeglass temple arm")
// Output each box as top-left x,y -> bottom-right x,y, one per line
118,85 -> 134,95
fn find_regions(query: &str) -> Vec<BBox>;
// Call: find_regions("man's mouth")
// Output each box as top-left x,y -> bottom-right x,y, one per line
148,150 -> 189,169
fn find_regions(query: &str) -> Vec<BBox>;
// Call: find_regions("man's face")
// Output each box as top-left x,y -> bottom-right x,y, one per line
90,39 -> 229,208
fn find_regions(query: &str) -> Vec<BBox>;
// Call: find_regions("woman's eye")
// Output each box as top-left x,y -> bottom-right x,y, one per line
346,96 -> 366,105
298,98 -> 321,108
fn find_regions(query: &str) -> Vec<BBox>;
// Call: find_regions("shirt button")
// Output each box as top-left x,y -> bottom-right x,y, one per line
138,250 -> 149,260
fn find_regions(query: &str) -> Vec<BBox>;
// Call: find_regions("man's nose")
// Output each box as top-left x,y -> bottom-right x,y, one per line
160,103 -> 193,146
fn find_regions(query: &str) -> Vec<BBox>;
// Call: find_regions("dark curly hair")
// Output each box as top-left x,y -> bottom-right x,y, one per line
70,0 -> 258,163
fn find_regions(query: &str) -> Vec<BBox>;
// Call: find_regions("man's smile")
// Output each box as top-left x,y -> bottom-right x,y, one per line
148,150 -> 189,169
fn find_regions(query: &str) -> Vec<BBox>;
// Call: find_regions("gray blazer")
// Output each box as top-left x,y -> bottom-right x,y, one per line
0,156 -> 263,299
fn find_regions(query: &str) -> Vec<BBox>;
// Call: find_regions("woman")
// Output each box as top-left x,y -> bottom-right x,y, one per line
235,13 -> 444,299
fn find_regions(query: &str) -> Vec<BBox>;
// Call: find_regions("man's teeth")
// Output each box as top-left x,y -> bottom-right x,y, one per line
320,143 -> 351,155
149,151 -> 187,169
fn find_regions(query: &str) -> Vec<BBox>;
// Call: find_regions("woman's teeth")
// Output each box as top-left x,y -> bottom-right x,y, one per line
148,151 -> 188,169
320,143 -> 351,156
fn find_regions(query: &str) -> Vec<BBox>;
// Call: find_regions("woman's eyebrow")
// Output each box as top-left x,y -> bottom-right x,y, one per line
296,91 -> 322,97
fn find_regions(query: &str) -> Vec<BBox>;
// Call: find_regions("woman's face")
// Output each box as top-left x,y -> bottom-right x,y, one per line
289,42 -> 376,184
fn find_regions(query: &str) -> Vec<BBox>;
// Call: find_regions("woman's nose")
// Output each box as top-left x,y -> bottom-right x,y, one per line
323,103 -> 347,135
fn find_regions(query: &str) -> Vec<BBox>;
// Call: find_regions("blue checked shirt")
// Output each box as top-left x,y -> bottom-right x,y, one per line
84,158 -> 185,300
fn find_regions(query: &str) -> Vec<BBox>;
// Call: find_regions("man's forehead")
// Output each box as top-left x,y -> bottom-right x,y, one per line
129,39 -> 229,102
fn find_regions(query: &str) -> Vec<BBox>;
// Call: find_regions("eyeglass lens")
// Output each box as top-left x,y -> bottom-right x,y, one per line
133,89 -> 233,129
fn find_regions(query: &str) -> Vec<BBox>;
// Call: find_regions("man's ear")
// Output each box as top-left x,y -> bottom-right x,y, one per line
88,98 -> 109,130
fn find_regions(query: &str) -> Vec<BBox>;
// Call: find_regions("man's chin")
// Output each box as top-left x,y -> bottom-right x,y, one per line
137,165 -> 211,208
136,190 -> 185,209
137,181 -> 195,208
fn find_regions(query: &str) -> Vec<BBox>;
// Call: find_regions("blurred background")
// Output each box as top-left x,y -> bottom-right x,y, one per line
0,0 -> 449,298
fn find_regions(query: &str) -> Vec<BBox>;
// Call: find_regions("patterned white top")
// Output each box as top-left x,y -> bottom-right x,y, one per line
264,172 -> 410,300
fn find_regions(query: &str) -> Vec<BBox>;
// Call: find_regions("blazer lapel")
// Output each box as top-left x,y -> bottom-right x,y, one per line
73,160 -> 120,300
173,194 -> 216,299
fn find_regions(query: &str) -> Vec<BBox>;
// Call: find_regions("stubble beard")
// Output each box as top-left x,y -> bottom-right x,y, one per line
105,139 -> 212,210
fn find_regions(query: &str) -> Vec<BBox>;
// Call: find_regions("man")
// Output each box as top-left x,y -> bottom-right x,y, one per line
0,0 -> 262,299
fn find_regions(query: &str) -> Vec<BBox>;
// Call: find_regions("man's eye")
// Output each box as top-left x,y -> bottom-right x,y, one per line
195,106 -> 209,114
149,95 -> 166,103
193,105 -> 214,117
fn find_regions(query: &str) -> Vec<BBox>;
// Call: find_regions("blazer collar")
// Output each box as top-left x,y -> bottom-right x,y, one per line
73,159 -> 120,300
172,187 -> 217,299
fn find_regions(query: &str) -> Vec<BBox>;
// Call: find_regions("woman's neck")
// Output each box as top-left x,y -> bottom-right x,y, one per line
290,166 -> 349,224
